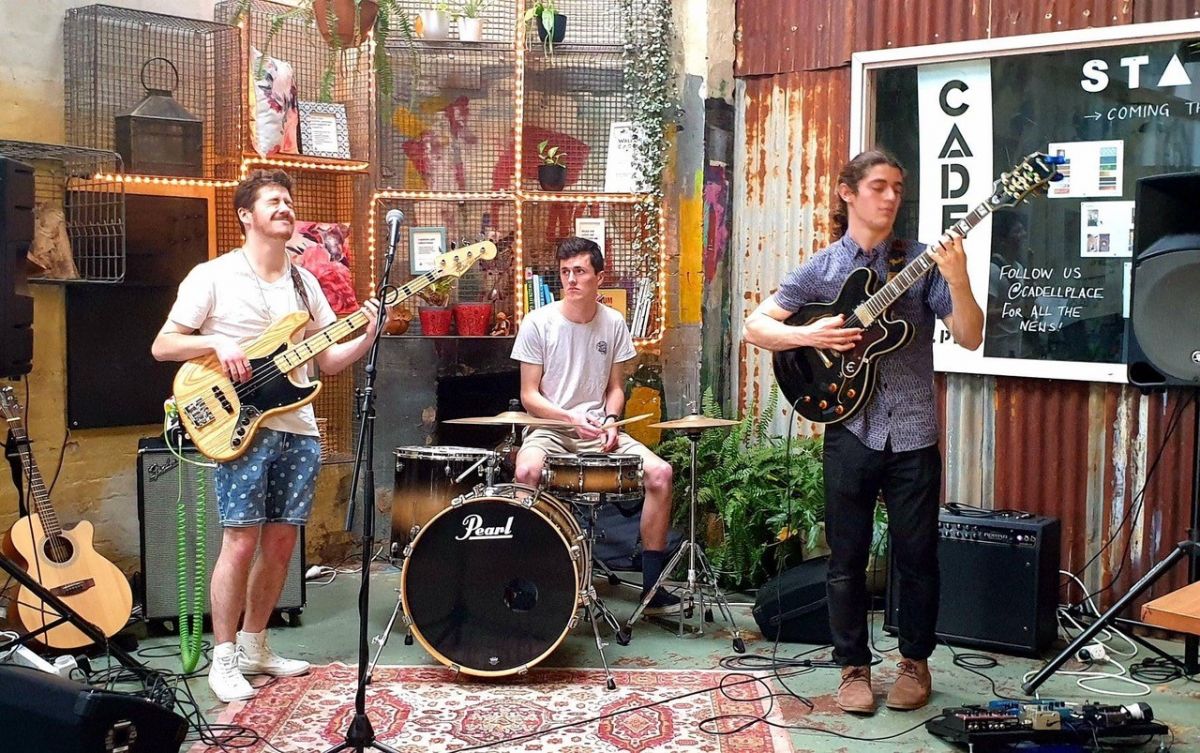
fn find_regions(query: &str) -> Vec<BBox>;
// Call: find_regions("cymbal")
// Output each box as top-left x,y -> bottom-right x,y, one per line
444,410 -> 571,428
649,414 -> 740,430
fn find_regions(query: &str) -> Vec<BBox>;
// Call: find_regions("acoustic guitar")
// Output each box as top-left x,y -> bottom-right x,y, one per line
771,152 -> 1063,424
0,386 -> 134,649
172,240 -> 497,462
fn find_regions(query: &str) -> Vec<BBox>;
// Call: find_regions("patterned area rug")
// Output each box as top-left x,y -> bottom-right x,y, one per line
191,664 -> 796,752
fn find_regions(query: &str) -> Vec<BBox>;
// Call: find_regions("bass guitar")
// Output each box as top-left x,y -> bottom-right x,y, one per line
172,240 -> 496,461
0,386 -> 134,649
772,152 -> 1063,424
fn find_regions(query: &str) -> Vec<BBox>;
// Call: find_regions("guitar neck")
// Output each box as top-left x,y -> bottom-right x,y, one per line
272,270 -> 444,373
855,200 -> 997,325
3,421 -> 61,537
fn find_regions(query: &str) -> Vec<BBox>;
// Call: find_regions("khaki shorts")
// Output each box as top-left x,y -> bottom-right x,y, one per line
520,428 -> 652,460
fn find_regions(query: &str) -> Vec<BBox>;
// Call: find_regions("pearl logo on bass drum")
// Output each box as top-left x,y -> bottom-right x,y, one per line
455,514 -> 515,541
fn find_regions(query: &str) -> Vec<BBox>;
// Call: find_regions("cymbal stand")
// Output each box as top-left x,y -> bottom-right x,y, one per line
625,424 -> 745,653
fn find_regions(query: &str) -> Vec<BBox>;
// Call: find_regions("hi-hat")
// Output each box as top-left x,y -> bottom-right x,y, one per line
445,410 -> 570,428
649,414 -> 740,430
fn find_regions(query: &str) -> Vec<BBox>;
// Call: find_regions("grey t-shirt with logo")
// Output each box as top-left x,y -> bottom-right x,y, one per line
510,301 -> 637,419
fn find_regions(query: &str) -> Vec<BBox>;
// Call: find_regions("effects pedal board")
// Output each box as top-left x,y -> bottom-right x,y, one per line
927,700 -> 1168,749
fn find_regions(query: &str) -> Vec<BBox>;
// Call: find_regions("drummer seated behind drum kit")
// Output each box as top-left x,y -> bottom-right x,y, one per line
373,403 -> 745,691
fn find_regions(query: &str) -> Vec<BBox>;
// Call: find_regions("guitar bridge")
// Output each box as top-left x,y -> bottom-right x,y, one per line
182,397 -> 215,428
50,579 -> 96,597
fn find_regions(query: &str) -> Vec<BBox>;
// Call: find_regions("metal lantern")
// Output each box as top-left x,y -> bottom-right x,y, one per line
114,57 -> 203,177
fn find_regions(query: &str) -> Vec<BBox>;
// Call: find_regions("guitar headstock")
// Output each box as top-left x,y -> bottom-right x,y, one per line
433,240 -> 499,280
0,386 -> 21,422
990,152 -> 1066,210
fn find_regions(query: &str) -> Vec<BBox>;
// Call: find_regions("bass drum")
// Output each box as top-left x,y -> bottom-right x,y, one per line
401,484 -> 584,676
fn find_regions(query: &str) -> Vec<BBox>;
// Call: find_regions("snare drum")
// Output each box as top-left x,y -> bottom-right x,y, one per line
391,446 -> 498,549
401,484 -> 584,676
541,452 -> 643,503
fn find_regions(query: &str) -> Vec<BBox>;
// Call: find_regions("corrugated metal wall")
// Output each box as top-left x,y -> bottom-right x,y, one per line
732,0 -> 1199,609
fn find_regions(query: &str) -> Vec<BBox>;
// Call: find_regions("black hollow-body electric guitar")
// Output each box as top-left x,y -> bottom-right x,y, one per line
772,152 -> 1063,424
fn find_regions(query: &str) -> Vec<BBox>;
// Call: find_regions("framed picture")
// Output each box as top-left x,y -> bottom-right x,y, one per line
297,101 -> 351,159
409,226 -> 447,274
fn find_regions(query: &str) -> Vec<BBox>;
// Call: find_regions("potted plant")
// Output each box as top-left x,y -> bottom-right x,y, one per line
524,0 -> 565,54
230,0 -> 414,104
418,1 -> 452,40
536,139 -> 567,191
453,295 -> 493,336
456,0 -> 488,42
417,276 -> 456,335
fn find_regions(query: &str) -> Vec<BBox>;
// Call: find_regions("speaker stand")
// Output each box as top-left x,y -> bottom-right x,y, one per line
1023,393 -> 1200,694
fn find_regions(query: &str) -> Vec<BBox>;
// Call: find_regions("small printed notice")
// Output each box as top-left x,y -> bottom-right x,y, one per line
604,122 -> 640,193
575,217 -> 606,253
1047,140 -> 1124,198
1080,200 -> 1135,258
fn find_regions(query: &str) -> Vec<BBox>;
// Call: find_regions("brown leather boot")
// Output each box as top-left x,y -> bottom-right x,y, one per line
885,658 -> 932,710
836,665 -> 875,714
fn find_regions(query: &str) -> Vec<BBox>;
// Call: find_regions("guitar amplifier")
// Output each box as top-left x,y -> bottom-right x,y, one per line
885,509 -> 1060,656
136,439 -> 305,628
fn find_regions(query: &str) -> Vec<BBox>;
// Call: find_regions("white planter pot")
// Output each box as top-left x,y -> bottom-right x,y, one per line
458,16 -> 483,42
419,9 -> 450,40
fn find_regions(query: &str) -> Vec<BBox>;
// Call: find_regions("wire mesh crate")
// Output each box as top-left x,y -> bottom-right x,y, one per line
521,198 -> 660,339
215,0 -> 373,163
64,4 -> 242,180
523,46 -> 627,193
372,195 -> 516,336
0,140 -> 126,283
378,41 -> 517,192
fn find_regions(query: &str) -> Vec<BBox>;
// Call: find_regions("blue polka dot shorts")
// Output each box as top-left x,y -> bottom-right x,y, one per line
215,429 -> 321,527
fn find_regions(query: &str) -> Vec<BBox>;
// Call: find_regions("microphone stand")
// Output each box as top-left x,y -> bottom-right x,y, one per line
323,219 -> 401,753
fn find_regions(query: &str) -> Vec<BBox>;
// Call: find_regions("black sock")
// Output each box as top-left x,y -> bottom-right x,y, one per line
641,549 -> 668,596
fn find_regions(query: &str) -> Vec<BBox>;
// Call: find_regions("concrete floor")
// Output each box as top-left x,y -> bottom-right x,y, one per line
136,561 -> 1200,752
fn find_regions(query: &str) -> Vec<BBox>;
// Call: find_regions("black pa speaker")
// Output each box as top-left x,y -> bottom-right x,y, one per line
752,556 -> 833,644
885,510 -> 1060,656
0,664 -> 187,752
0,156 -> 34,378
1127,172 -> 1200,387
136,438 -> 306,628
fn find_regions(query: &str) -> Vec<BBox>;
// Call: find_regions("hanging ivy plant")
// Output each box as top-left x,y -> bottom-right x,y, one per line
618,0 -> 675,275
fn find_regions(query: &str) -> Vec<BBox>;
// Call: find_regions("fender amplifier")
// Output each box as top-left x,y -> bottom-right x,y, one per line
136,438 -> 305,628
885,509 -> 1060,656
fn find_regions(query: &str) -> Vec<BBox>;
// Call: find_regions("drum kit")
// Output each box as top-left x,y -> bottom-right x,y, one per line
368,401 -> 746,690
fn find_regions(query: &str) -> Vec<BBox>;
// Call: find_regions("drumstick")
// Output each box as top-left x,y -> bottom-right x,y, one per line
603,413 -> 654,429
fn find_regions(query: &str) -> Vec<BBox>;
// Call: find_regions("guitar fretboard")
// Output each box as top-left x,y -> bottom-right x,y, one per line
852,198 -> 1002,327
272,271 -> 444,373
2,406 -> 62,538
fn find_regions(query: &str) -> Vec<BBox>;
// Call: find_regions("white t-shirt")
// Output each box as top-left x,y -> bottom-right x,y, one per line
167,249 -> 338,437
510,301 -> 637,419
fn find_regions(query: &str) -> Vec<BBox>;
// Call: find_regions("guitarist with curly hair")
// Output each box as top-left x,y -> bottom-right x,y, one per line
743,149 -> 983,715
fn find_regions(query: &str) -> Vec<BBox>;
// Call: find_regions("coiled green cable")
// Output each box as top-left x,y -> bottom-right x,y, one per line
177,459 -> 205,673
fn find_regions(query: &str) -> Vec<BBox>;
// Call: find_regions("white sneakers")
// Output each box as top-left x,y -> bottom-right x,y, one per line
236,629 -> 311,677
207,631 -> 311,704
208,642 -> 256,703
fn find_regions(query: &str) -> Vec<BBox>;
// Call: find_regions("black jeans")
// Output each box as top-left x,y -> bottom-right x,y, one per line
823,424 -> 941,666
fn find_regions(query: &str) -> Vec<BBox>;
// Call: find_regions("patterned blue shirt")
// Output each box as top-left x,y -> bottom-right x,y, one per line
774,235 -> 954,452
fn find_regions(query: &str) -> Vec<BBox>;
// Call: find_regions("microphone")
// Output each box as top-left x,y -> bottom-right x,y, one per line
385,208 -> 405,253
